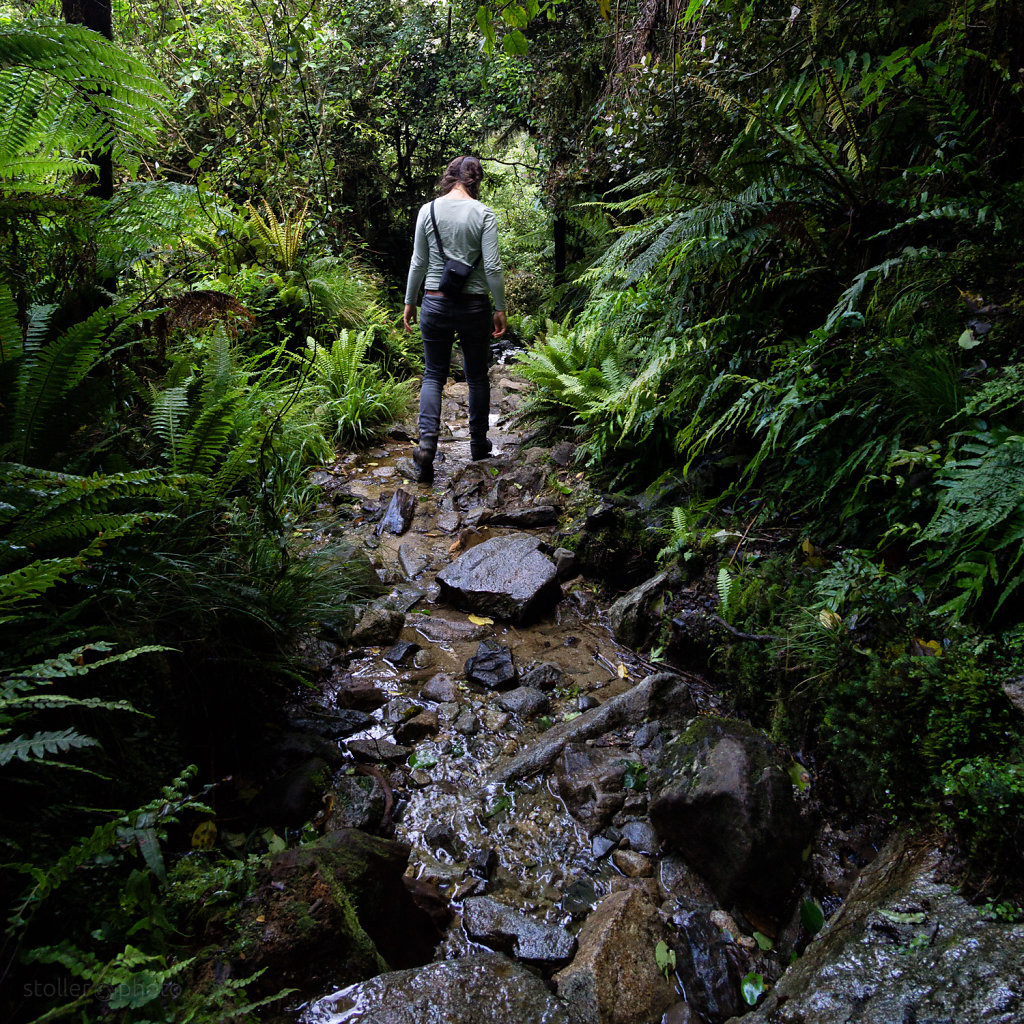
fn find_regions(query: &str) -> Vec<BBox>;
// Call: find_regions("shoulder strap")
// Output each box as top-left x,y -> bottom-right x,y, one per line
429,201 -> 447,261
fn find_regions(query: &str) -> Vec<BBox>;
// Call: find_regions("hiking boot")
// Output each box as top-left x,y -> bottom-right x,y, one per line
470,438 -> 493,461
396,446 -> 435,484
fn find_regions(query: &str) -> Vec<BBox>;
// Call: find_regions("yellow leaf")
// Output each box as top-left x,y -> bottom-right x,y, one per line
468,614 -> 494,625
818,609 -> 843,631
256,914 -> 266,923
911,638 -> 942,657
191,820 -> 217,850
617,663 -> 629,679
801,538 -> 816,557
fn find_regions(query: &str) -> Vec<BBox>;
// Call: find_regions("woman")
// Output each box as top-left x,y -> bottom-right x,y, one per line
400,155 -> 506,484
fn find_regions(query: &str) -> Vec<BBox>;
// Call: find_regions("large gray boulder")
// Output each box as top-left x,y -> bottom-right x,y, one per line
303,953 -> 571,1024
728,832 -> 1024,1024
436,532 -> 561,623
649,717 -> 812,916
554,889 -> 677,1024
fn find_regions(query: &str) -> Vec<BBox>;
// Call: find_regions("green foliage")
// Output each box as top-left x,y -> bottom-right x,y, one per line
0,17 -> 168,198
298,328 -> 415,447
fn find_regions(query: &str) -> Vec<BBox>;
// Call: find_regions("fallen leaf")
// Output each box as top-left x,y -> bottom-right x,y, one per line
617,663 -> 629,679
818,609 -> 843,630
191,820 -> 217,850
468,614 -> 494,625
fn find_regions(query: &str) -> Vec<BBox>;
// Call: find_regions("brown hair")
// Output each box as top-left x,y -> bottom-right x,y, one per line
438,156 -> 484,199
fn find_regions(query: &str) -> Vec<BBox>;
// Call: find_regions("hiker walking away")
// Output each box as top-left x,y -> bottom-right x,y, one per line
400,155 -> 506,484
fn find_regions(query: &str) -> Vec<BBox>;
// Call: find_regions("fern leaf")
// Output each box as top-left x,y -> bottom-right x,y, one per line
0,728 -> 98,766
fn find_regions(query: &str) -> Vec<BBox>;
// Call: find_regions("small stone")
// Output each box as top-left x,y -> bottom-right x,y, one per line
632,721 -> 661,749
519,662 -> 564,691
437,510 -> 461,533
612,850 -> 653,878
592,835 -> 617,858
561,876 -> 599,916
395,710 -> 439,743
462,896 -> 576,966
495,686 -> 549,718
421,673 -> 458,703
484,709 -> 510,732
335,678 -> 388,711
413,649 -> 434,669
621,820 -> 660,855
384,640 -> 420,666
465,640 -> 517,690
346,738 -> 412,764
553,547 -> 578,580
408,769 -> 433,787
467,847 -> 498,878
454,710 -> 481,736
577,695 -> 600,712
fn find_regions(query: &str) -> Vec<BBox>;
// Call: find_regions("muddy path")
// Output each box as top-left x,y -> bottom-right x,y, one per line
296,363 -> 666,982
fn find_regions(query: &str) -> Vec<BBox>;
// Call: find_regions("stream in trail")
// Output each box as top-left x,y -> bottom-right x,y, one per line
305,369 -> 647,941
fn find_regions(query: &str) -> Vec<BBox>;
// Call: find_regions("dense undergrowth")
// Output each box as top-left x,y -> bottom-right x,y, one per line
507,0 -> 1024,894
2,0 -> 1024,1018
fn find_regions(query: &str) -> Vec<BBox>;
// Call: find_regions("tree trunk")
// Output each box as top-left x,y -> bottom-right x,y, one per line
62,0 -> 114,201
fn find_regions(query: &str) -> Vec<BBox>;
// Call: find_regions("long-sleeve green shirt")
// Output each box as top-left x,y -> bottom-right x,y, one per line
404,194 -> 506,311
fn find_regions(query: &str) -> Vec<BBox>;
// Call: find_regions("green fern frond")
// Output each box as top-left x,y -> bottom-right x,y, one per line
0,728 -> 98,766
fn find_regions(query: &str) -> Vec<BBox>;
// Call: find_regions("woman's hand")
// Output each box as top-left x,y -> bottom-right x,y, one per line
403,303 -> 417,332
492,311 -> 507,338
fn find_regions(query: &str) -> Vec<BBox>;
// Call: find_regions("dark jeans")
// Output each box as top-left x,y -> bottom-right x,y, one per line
417,293 -> 491,452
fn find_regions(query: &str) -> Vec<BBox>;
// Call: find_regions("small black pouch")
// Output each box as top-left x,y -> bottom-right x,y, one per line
430,201 -> 480,296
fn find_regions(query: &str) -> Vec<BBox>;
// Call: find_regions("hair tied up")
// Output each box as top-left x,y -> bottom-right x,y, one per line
438,155 -> 484,198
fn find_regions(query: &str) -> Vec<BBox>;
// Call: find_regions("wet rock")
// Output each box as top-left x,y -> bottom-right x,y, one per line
669,905 -> 751,1021
632,721 -> 661,749
490,673 -> 694,785
302,953 -> 571,1024
287,709 -> 374,739
670,608 -> 714,662
398,541 -> 430,579
394,710 -> 439,743
592,835 -> 617,859
556,743 -> 627,831
562,875 -> 600,916
375,487 -> 416,536
483,708 -> 510,732
462,895 -> 576,967
554,889 -> 676,1024
621,820 -> 660,855
436,509 -> 461,533
335,677 -> 388,711
728,832 -> 1024,1024
325,774 -> 388,832
612,849 -> 653,878
408,768 -> 432,787
420,672 -> 459,703
242,829 -> 441,998
649,716 -> 813,916
351,607 -> 405,646
346,737 -> 412,765
607,567 -> 682,648
465,640 -> 518,690
663,1002 -> 705,1024
577,695 -> 600,712
384,640 -> 420,666
520,661 -> 564,691
437,532 -> 561,624
467,846 -> 499,878
454,709 -> 481,736
408,612 -> 491,642
487,504 -> 561,528
553,547 -> 578,580
273,729 -> 346,766
495,686 -> 549,718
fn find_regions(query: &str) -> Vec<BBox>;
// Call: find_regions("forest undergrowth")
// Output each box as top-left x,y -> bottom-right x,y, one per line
2,0 -> 1024,1020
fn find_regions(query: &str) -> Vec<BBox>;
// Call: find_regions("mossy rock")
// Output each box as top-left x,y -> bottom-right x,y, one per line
650,716 -> 814,917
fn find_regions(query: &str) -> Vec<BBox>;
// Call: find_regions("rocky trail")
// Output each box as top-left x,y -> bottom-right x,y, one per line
245,364 -> 1024,1024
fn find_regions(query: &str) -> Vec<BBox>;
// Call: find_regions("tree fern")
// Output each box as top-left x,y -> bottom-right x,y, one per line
0,19 -> 169,197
